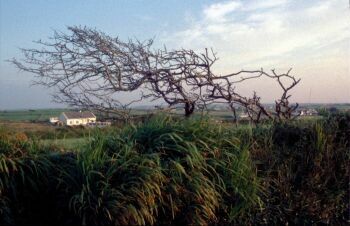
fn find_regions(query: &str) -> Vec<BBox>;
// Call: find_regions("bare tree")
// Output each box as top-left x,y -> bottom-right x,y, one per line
11,26 -> 301,122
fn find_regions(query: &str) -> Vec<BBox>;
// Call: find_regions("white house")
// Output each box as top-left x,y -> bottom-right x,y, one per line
59,111 -> 96,126
299,109 -> 318,116
49,117 -> 59,124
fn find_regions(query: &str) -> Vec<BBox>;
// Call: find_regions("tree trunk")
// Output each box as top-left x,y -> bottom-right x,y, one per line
229,104 -> 237,125
185,102 -> 195,117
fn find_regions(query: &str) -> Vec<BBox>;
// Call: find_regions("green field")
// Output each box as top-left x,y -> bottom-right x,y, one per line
0,106 -> 337,122
0,109 -> 66,121
0,106 -> 340,149
40,137 -> 88,150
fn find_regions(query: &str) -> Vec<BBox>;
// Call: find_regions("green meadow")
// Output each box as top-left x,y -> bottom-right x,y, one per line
0,109 -> 66,121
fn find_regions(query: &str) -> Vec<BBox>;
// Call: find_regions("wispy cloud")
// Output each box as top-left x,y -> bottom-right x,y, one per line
163,0 -> 349,68
203,1 -> 241,21
161,0 -> 350,102
243,0 -> 289,11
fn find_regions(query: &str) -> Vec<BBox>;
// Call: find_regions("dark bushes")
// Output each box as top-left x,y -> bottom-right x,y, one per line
0,133 -> 57,226
324,112 -> 350,146
249,116 -> 349,225
0,115 -> 348,225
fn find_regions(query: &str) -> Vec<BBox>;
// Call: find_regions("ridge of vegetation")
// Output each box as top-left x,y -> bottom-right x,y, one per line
0,113 -> 349,225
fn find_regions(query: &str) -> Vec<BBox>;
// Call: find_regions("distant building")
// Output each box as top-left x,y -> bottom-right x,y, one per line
59,111 -> 96,126
299,109 -> 318,116
49,117 -> 59,124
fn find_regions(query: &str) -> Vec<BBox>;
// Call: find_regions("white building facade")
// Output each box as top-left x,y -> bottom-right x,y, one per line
49,117 -> 59,124
59,111 -> 96,126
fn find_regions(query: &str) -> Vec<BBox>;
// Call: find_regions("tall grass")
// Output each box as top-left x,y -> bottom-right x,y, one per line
0,113 -> 348,225
0,130 -> 56,225
249,119 -> 349,225
73,116 -> 261,225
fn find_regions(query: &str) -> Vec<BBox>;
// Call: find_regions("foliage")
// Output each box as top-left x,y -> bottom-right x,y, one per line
246,115 -> 349,225
74,116 -> 261,225
0,115 -> 348,225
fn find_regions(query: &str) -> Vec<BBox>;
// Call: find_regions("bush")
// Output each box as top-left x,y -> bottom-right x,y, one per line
324,112 -> 350,146
0,134 -> 54,225
248,121 -> 349,225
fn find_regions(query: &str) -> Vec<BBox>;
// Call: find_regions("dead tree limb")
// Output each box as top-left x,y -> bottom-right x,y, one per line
11,26 -> 154,119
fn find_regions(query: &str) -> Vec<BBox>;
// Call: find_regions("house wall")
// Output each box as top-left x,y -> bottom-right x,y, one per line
66,117 -> 96,126
67,119 -> 82,126
58,113 -> 96,126
49,117 -> 59,123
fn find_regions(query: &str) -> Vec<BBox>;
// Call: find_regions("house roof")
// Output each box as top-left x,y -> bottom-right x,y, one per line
62,111 -> 96,119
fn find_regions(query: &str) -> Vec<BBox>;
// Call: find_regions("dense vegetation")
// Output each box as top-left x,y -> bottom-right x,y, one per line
0,113 -> 349,225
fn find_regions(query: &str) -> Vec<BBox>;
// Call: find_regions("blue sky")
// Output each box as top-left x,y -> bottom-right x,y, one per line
0,0 -> 349,109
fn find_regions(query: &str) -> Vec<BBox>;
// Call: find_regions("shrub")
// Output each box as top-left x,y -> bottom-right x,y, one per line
0,129 -> 70,226
248,121 -> 349,225
324,112 -> 350,146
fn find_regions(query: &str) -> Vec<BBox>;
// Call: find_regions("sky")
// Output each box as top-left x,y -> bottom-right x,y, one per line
0,0 -> 349,109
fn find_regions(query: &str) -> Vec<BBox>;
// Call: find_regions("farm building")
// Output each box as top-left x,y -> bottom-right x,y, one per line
49,117 -> 59,124
59,111 -> 96,126
299,109 -> 318,116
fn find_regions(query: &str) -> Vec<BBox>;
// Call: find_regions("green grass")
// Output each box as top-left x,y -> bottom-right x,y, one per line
0,109 -> 66,121
40,138 -> 88,150
1,105 -> 347,123
0,113 -> 348,225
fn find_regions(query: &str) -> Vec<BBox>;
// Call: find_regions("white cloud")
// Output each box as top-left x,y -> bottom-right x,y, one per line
203,1 -> 241,21
243,0 -> 289,11
161,0 -> 350,102
164,0 -> 349,65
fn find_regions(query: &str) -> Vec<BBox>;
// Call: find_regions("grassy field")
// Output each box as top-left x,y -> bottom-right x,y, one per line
0,121 -> 55,132
40,137 -> 88,151
0,113 -> 349,225
0,107 -> 325,151
0,105 -> 337,154
0,109 -> 66,121
0,107 -> 330,122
